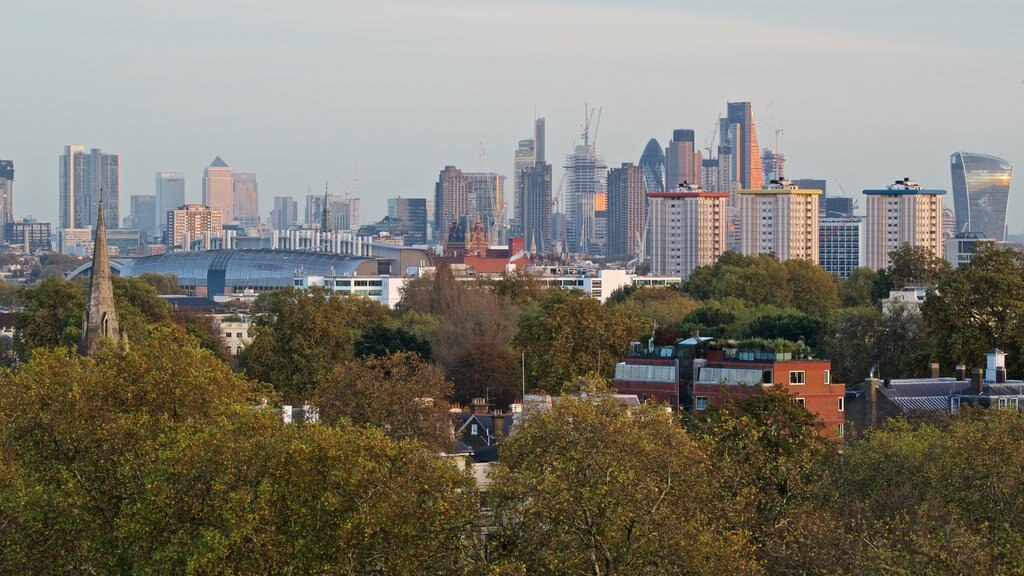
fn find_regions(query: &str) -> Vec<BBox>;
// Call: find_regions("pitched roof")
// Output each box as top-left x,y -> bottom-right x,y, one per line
210,156 -> 229,168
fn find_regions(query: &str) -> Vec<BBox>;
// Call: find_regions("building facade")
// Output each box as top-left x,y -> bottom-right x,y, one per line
166,204 -> 224,250
639,138 -> 666,194
231,172 -> 259,228
202,157 -> 233,224
863,178 -> 945,270
739,180 -> 821,262
305,193 -> 359,232
512,119 -> 544,238
5,220 -> 52,253
435,166 -> 469,244
648,184 -> 729,279
607,163 -> 647,258
155,172 -> 186,237
819,216 -> 862,278
59,147 -> 120,231
950,152 -> 1012,241
761,148 -> 785,182
724,102 -> 764,191
387,197 -> 429,245
271,196 -> 299,230
466,172 -> 506,242
665,129 -> 701,189
127,195 -> 157,240
564,142 -> 607,255
0,160 -> 12,244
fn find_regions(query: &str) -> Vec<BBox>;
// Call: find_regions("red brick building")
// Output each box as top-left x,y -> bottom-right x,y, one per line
611,354 -> 680,409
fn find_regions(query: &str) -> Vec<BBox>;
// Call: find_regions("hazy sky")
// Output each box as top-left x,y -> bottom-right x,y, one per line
4,0 -> 1023,230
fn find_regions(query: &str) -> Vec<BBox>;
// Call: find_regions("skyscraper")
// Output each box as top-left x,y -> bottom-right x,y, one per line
761,149 -> 785,182
155,172 -> 185,236
388,197 -> 429,245
232,172 -> 260,228
513,118 -> 545,239
565,136 -> 607,255
863,178 -> 944,270
648,183 -> 729,279
167,204 -> 224,250
466,172 -> 505,242
60,147 -> 120,231
950,152 -> 1013,241
665,129 -> 701,189
519,163 -> 552,254
304,193 -> 358,231
639,139 -> 665,194
59,145 -> 85,230
129,195 -> 157,239
435,166 -> 469,244
724,102 -> 764,190
0,160 -> 12,244
739,180 -> 821,262
271,196 -> 299,230
607,163 -> 647,258
203,156 -> 233,223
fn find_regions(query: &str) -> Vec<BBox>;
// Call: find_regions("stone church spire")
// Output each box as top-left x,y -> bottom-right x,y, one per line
78,198 -> 120,356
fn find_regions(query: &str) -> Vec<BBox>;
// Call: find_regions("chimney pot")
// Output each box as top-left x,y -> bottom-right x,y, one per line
929,362 -> 940,379
971,369 -> 984,394
997,366 -> 1007,384
955,364 -> 967,381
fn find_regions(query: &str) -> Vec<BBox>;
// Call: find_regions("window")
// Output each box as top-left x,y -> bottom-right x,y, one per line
224,332 -> 232,338
998,397 -> 1009,408
789,371 -> 806,385
838,397 -> 845,412
695,396 -> 708,411
471,424 -> 478,436
951,396 -> 961,415
838,423 -> 845,438
824,370 -> 831,385
796,398 -> 806,406
236,332 -> 243,338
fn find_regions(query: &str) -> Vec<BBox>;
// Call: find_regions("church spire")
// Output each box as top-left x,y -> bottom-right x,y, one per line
321,181 -> 332,233
78,197 -> 120,356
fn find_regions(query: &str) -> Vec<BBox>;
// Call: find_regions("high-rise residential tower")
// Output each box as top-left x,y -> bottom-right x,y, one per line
739,180 -> 821,262
724,102 -> 764,190
607,163 -> 647,258
0,160 -> 12,244
435,166 -> 469,244
950,152 -> 1012,241
648,183 -> 729,279
232,172 -> 259,228
167,204 -> 224,250
271,196 -> 298,230
202,157 -> 233,223
665,129 -> 701,189
863,178 -> 944,270
639,138 -> 666,194
155,172 -> 185,237
59,145 -> 85,230
819,217 -> 863,279
60,147 -> 120,230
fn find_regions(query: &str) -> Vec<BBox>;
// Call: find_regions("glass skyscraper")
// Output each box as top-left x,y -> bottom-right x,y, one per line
950,152 -> 1012,241
639,138 -> 665,193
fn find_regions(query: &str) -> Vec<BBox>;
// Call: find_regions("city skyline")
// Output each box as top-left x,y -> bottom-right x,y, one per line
2,1 -> 1021,232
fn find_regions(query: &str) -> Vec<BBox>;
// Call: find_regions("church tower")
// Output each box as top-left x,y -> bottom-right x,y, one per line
78,198 -> 120,355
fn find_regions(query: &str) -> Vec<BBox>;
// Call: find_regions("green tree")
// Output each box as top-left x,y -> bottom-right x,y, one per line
354,323 -> 432,360
137,272 -> 182,295
821,306 -> 884,384
449,339 -> 519,408
0,280 -> 18,308
883,243 -> 951,290
13,276 -> 86,357
782,258 -> 840,316
839,267 -> 880,308
514,290 -> 645,394
744,310 -> 827,351
608,286 -> 700,332
488,395 -> 757,575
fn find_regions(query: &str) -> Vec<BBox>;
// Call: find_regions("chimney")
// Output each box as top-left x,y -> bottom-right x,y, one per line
492,411 -> 506,436
929,363 -> 940,379
971,369 -> 984,394
997,366 -> 1007,384
986,349 -> 1006,382
471,397 -> 488,416
955,364 -> 967,381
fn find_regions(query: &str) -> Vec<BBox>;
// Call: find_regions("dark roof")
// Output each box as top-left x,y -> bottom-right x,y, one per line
210,156 -> 229,168
159,296 -> 223,312
0,312 -> 16,328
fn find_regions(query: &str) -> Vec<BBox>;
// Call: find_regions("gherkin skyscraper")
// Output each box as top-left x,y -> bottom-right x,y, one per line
639,138 -> 665,193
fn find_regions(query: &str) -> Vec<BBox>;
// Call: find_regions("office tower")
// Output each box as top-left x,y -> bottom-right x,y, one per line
819,217 -> 863,278
203,156 -> 233,223
271,196 -> 299,230
155,172 -> 185,236
435,166 -> 469,244
166,204 -> 224,250
5,219 -> 52,253
466,172 -> 505,242
129,195 -> 157,239
607,163 -> 647,258
863,178 -> 945,270
388,197 -> 429,245
0,160 -> 12,244
304,193 -> 359,231
513,118 -> 545,238
232,172 -> 259,228
942,207 -> 956,240
60,147 -> 120,231
739,180 -> 821,262
648,183 -> 729,279
78,201 -> 119,356
724,102 -> 764,190
665,129 -> 702,189
565,134 -> 607,255
950,152 -> 1013,241
761,149 -> 785,182
59,145 -> 85,229
639,138 -> 665,194
519,163 -> 552,253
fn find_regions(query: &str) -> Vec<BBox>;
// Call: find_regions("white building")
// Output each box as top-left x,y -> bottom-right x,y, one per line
945,232 -> 995,269
214,314 -> 252,356
293,274 -> 408,308
863,178 -> 945,270
648,183 -> 729,279
739,179 -> 821,262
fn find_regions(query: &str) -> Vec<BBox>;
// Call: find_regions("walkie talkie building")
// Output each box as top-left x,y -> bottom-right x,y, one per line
951,152 -> 1013,241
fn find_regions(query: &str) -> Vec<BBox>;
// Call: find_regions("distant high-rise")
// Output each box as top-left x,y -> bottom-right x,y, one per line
863,178 -> 944,270
648,183 -> 729,279
232,172 -> 259,228
466,172 -> 505,242
129,195 -> 157,240
519,163 -> 552,254
607,163 -> 647,258
167,204 -> 224,250
59,145 -> 85,230
739,180 -> 821,262
0,160 -> 12,244
388,197 -> 429,245
513,118 -> 546,239
950,152 -> 1012,241
725,102 -> 764,190
155,172 -> 185,236
202,156 -> 233,223
271,196 -> 298,230
819,217 -> 863,278
761,149 -> 785,182
305,193 -> 359,232
665,129 -> 701,189
60,147 -> 119,231
565,138 -> 607,255
639,139 -> 665,194
435,166 -> 469,244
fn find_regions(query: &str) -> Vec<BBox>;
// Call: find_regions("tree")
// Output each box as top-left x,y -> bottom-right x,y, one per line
839,267 -> 880,308
490,269 -> 546,305
241,287 -> 393,401
137,272 -> 182,295
12,276 -> 86,357
449,340 -> 519,408
608,286 -> 700,332
821,306 -> 884,384
781,258 -> 840,316
514,290 -> 645,394
744,310 -> 827,351
311,352 -> 453,450
174,310 -> 231,362
354,323 -> 432,360
488,395 -> 757,575
0,280 -> 17,308
883,243 -> 951,290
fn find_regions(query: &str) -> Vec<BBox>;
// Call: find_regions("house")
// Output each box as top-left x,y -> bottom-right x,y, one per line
453,398 -> 517,455
612,337 -> 718,410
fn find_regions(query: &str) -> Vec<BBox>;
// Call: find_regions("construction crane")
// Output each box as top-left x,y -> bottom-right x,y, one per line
705,115 -> 720,160
591,106 -> 603,148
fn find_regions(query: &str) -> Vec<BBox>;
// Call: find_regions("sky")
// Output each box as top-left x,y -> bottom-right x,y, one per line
3,0 -> 1023,230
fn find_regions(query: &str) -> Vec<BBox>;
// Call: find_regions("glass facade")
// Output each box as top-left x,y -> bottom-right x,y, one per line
951,152 -> 1012,241
639,138 -> 665,194
819,217 -> 862,279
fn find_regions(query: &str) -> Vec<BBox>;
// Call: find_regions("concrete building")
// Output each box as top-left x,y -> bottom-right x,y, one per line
648,183 -> 729,279
202,157 -> 233,224
739,179 -> 821,262
945,232 -> 996,269
0,160 -> 12,244
59,227 -> 94,255
231,172 -> 259,228
819,216 -> 863,278
435,166 -> 469,244
59,146 -> 120,231
665,129 -> 701,189
950,152 -> 1012,241
863,178 -> 944,270
166,204 -> 224,250
214,314 -> 252,357
271,196 -> 298,230
59,145 -> 84,229
294,273 -> 408,308
607,163 -> 647,258
5,220 -> 52,253
155,172 -> 185,237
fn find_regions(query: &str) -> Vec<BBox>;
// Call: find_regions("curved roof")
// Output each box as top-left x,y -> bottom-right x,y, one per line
639,138 -> 665,193
69,249 -> 380,294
